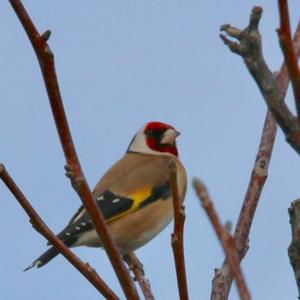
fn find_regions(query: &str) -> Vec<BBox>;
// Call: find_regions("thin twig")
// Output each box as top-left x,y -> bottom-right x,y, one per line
9,1 -> 139,299
220,6 -> 300,154
193,179 -> 251,300
168,159 -> 189,300
214,7 -> 300,299
288,199 -> 300,299
123,252 -> 155,300
0,164 -> 119,300
277,0 -> 300,125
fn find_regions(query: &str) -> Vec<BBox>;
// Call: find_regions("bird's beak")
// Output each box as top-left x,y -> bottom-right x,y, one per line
161,129 -> 180,145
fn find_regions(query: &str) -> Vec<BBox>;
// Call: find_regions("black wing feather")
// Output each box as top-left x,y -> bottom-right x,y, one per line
56,181 -> 170,246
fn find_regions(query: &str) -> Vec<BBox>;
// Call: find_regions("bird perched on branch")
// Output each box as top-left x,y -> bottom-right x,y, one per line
25,121 -> 187,270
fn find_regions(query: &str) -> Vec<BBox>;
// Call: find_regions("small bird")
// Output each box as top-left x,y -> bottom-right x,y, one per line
25,121 -> 187,270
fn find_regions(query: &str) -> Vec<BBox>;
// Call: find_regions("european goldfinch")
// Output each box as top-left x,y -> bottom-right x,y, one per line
25,121 -> 187,270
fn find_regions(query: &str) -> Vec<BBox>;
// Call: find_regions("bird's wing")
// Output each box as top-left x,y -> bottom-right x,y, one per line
56,153 -> 172,244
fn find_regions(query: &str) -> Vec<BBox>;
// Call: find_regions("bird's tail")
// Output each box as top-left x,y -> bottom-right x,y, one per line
24,246 -> 59,271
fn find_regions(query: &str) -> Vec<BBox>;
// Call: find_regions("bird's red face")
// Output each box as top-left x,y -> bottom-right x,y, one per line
127,121 -> 180,156
143,121 -> 179,156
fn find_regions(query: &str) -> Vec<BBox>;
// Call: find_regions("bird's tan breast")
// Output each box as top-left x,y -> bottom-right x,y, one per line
80,153 -> 188,252
108,197 -> 174,253
108,156 -> 187,253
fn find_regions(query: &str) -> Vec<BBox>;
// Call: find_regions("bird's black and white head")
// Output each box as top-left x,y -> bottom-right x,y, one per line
127,121 -> 180,156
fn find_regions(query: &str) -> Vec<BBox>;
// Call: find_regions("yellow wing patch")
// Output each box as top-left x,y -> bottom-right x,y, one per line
129,187 -> 152,209
106,187 -> 152,223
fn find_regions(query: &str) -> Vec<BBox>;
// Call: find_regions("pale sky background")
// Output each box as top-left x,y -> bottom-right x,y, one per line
1,1 -> 300,299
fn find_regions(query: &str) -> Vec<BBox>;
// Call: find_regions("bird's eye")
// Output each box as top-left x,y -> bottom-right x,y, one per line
145,129 -> 164,138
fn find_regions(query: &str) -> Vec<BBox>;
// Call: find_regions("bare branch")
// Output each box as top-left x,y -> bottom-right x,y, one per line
124,253 -> 155,300
210,69 -> 292,300
0,164 -> 119,300
8,1 -> 139,299
235,109 -> 277,256
213,7 -> 300,299
220,6 -> 300,155
168,159 -> 189,300
193,179 -> 251,300
278,0 -> 300,125
288,199 -> 300,299
210,109 -> 278,300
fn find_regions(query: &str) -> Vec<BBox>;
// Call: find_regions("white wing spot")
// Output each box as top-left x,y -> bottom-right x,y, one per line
35,260 -> 42,267
81,222 -> 86,226
66,232 -> 71,236
75,226 -> 80,230
97,195 -> 104,201
113,198 -> 120,203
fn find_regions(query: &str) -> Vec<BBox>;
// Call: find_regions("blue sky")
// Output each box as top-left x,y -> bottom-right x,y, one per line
1,1 -> 299,299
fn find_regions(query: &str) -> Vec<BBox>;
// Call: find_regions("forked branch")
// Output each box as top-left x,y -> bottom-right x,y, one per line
215,5 -> 300,299
221,6 -> 300,155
